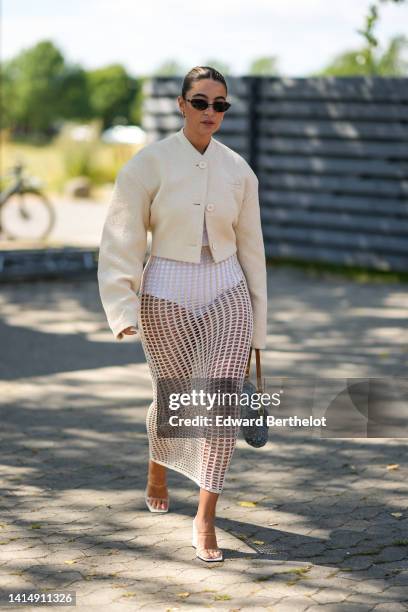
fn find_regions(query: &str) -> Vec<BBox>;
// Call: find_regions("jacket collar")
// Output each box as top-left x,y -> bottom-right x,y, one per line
176,126 -> 215,160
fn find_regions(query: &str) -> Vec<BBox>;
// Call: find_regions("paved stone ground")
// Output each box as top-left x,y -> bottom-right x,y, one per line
0,268 -> 407,611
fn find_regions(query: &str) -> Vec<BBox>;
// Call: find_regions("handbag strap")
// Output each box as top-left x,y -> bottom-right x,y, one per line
245,347 -> 263,392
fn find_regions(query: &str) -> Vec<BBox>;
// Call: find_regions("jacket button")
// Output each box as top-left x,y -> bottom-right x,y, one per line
198,161 -> 207,169
206,203 -> 214,211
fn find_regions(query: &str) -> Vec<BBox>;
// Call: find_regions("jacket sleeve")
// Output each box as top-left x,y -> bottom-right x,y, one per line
235,171 -> 268,349
97,165 -> 150,340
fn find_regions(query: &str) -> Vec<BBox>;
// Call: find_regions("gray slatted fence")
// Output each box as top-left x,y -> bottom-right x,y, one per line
142,76 -> 408,272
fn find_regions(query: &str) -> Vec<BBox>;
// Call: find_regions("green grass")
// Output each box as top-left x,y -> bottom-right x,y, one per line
267,256 -> 408,284
3,137 -> 142,195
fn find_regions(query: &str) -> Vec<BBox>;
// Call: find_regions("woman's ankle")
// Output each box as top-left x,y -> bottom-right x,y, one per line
148,460 -> 167,483
194,514 -> 216,529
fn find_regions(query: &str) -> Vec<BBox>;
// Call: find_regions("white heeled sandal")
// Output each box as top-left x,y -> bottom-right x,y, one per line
144,482 -> 169,513
192,517 -> 223,562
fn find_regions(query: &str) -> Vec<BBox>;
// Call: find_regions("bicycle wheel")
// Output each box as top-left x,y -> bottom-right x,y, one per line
1,190 -> 56,241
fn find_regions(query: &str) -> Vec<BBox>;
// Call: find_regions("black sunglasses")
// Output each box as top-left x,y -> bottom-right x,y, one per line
185,98 -> 231,112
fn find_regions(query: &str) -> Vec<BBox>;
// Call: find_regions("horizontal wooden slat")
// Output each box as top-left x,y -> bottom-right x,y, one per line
258,173 -> 408,198
258,137 -> 408,160
261,190 -> 408,217
263,226 -> 408,254
258,154 -> 408,179
213,135 -> 248,152
259,77 -> 408,101
265,243 -> 408,272
258,119 -> 408,140
143,78 -> 182,97
262,207 -> 408,234
143,115 -> 182,131
256,100 -> 408,121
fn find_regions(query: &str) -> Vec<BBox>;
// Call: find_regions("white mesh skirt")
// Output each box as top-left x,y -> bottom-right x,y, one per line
137,228 -> 253,494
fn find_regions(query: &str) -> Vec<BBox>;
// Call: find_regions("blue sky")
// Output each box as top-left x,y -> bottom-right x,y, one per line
3,0 -> 407,76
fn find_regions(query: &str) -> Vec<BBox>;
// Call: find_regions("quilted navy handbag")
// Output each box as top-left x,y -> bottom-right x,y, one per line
240,348 -> 269,447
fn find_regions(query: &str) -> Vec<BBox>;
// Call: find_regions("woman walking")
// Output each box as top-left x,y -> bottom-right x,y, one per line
97,66 -> 267,562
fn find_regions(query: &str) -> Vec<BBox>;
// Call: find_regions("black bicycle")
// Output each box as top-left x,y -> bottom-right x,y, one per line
0,161 -> 56,240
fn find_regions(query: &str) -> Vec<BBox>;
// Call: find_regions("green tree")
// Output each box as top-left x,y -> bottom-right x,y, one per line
1,40 -> 91,136
201,60 -> 231,76
57,65 -> 92,121
86,64 -> 140,128
316,35 -> 408,76
3,40 -> 65,134
315,0 -> 408,76
129,75 -> 148,126
248,56 -> 279,76
376,34 -> 408,74
0,62 -> 14,130
153,60 -> 186,76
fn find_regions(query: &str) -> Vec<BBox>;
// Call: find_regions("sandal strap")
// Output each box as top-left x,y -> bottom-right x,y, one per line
196,531 -> 219,548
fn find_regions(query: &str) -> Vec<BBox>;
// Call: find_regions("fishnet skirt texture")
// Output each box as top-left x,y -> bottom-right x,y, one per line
137,226 -> 254,494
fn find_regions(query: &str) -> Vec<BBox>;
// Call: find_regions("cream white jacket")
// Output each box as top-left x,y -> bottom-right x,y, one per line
97,127 -> 268,348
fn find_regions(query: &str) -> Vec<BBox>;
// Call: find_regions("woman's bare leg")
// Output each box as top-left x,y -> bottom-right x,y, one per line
194,489 -> 221,559
146,459 -> 168,511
